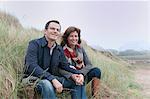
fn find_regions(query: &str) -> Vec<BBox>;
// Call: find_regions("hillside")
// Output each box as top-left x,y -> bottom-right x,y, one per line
0,11 -> 141,99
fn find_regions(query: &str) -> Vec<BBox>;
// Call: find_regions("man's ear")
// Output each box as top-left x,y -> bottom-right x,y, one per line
43,29 -> 46,35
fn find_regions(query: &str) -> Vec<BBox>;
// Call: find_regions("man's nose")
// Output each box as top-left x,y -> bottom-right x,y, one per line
54,29 -> 58,32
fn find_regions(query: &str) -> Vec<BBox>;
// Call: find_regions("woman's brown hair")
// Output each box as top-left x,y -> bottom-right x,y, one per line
61,26 -> 81,47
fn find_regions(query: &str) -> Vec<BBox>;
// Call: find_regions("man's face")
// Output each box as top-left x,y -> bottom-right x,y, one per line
44,22 -> 61,41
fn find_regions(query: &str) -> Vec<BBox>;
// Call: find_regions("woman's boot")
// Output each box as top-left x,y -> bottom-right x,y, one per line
92,77 -> 100,99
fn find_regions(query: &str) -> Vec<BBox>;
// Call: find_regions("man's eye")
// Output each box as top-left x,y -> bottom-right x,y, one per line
57,29 -> 60,32
49,28 -> 60,32
50,27 -> 55,30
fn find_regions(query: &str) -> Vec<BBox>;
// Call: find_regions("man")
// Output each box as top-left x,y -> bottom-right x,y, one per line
23,20 -> 86,99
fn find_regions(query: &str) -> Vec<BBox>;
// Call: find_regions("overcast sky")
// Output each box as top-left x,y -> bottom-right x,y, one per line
0,0 -> 149,50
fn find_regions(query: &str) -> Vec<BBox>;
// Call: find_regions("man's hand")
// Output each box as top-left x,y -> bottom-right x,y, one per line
71,74 -> 84,85
51,79 -> 63,93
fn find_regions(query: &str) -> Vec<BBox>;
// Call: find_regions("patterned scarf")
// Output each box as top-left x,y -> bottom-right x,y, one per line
63,44 -> 84,70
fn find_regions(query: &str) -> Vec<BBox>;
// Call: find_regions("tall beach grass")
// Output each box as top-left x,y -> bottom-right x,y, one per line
0,11 -> 141,98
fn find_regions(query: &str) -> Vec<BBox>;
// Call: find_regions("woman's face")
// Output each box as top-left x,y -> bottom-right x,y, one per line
67,31 -> 79,48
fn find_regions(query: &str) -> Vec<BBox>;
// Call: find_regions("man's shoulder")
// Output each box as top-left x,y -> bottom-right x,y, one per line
29,37 -> 41,42
29,37 -> 46,47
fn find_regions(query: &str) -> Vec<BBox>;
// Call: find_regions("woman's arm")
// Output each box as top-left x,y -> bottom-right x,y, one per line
78,47 -> 93,76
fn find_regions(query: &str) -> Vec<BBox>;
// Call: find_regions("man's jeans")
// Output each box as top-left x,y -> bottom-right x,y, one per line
35,77 -> 87,99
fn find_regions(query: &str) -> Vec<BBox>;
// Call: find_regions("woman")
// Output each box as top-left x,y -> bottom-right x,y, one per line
60,26 -> 101,98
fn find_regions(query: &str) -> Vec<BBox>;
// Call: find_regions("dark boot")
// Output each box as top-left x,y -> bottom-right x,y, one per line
92,77 -> 100,99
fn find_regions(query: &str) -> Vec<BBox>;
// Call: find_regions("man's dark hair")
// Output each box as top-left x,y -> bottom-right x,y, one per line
45,20 -> 61,30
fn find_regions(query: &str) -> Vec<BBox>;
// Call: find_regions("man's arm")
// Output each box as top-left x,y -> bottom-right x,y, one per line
24,40 -> 55,81
59,48 -> 82,74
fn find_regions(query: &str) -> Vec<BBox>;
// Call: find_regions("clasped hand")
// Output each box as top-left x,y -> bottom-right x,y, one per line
71,74 -> 84,85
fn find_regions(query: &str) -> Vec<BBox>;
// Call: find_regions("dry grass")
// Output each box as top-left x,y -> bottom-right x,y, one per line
0,11 -> 142,99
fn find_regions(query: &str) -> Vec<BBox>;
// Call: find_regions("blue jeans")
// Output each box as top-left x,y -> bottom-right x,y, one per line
86,67 -> 101,83
35,77 -> 87,99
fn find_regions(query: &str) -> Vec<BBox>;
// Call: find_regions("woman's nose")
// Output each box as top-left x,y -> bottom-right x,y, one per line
73,36 -> 77,39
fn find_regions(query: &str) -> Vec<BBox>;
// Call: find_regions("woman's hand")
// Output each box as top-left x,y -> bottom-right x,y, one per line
71,74 -> 84,85
77,74 -> 84,85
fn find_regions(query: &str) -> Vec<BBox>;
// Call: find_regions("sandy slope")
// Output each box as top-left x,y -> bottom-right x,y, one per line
134,66 -> 150,99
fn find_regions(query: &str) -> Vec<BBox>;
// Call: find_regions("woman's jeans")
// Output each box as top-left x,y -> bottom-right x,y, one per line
86,67 -> 101,83
35,77 -> 87,99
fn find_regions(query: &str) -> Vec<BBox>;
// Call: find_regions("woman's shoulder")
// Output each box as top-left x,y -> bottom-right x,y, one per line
76,46 -> 86,54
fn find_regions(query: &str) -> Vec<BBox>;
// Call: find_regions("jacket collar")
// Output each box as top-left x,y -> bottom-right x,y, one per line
40,36 -> 61,50
41,36 -> 48,47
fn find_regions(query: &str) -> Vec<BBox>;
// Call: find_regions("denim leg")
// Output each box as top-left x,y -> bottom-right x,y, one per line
35,79 -> 56,99
86,67 -> 101,83
81,84 -> 87,99
59,77 -> 87,99
74,84 -> 87,99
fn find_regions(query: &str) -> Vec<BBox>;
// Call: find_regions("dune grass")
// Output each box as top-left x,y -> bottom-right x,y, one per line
0,11 -> 141,98
83,42 -> 142,99
0,14 -> 42,98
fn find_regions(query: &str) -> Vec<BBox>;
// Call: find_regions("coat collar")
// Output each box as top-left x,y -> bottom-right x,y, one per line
41,36 -> 47,47
40,36 -> 61,50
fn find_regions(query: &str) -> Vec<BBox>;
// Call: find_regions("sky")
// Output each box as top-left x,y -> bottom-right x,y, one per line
0,0 -> 149,51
